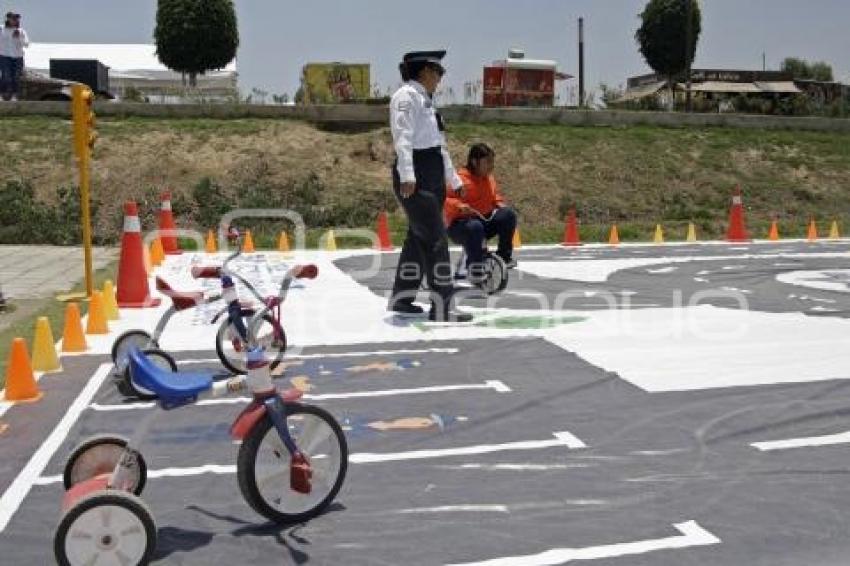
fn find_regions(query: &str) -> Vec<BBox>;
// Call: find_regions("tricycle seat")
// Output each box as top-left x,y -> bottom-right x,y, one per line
128,347 -> 213,403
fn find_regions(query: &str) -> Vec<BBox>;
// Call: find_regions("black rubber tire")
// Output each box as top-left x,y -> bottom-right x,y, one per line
480,254 -> 509,295
63,435 -> 147,496
111,330 -> 154,364
117,348 -> 177,401
54,490 -> 157,566
216,314 -> 286,375
237,403 -> 348,525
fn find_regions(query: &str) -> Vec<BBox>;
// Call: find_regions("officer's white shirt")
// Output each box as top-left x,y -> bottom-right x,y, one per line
390,80 -> 462,190
0,26 -> 29,58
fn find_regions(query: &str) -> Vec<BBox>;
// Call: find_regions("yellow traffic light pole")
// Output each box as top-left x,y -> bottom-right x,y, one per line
71,85 -> 96,297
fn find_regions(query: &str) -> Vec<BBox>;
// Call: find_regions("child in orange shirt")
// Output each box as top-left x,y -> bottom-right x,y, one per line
445,143 -> 517,280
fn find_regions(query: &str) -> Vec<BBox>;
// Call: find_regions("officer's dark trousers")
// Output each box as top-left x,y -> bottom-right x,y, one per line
390,148 -> 453,312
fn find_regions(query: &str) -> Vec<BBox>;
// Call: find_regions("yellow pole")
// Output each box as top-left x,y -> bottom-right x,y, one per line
79,153 -> 93,297
72,85 -> 95,298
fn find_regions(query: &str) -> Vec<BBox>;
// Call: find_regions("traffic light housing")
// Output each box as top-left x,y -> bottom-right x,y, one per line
71,85 -> 96,162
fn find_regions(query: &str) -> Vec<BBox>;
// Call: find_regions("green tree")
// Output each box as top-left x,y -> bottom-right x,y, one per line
636,0 -> 702,86
155,0 -> 239,87
781,57 -> 834,82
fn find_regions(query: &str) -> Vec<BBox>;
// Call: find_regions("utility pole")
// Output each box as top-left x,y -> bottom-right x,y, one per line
578,17 -> 585,108
685,0 -> 693,112
763,52 -> 766,72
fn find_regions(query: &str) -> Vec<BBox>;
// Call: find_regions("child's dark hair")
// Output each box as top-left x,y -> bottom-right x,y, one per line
467,143 -> 495,172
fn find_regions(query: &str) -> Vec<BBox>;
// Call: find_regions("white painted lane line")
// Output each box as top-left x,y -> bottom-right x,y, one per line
178,347 -> 461,365
35,430 -> 587,486
445,521 -> 721,566
448,463 -> 594,471
396,505 -> 509,514
0,364 -> 112,533
89,380 -> 512,412
751,430 -> 850,452
350,431 -> 586,464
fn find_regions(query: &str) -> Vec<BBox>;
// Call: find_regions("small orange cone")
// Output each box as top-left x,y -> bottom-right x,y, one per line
768,219 -> 780,241
32,317 -> 61,373
653,224 -> 665,244
608,224 -> 620,246
323,230 -> 338,251
561,209 -> 581,247
205,230 -> 217,254
158,191 -> 182,255
686,223 -> 697,242
829,220 -> 840,240
62,303 -> 87,352
150,237 -> 165,267
244,230 -> 256,253
278,231 -> 291,252
4,338 -> 41,402
807,219 -> 818,242
376,211 -> 393,251
86,291 -> 109,335
102,280 -> 120,321
512,228 -> 522,249
726,185 -> 750,242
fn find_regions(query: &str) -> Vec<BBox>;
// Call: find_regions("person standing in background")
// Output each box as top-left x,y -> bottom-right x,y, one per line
0,12 -> 29,101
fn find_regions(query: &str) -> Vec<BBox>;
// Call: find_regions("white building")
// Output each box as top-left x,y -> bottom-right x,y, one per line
25,43 -> 238,102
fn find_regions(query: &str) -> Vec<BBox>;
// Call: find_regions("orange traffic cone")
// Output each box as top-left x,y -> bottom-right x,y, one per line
62,303 -> 88,352
561,208 -> 581,247
102,280 -> 120,321
807,219 -> 818,241
244,230 -> 256,253
278,231 -> 291,252
376,211 -> 393,251
150,237 -> 165,267
512,228 -> 522,249
768,219 -> 780,241
726,186 -> 750,242
829,220 -> 840,240
32,317 -> 61,373
608,224 -> 620,246
86,291 -> 109,335
117,201 -> 161,308
158,191 -> 182,255
205,230 -> 217,254
4,338 -> 42,402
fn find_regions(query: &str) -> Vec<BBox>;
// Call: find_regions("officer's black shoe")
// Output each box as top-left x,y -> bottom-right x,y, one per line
389,301 -> 425,316
428,308 -> 473,323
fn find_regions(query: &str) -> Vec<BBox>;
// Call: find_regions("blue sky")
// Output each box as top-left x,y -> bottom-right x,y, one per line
8,0 -> 850,101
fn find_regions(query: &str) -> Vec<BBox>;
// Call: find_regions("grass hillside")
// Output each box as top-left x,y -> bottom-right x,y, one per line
0,115 -> 849,245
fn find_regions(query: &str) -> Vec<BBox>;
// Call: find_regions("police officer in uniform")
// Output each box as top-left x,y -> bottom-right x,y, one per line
388,50 -> 472,323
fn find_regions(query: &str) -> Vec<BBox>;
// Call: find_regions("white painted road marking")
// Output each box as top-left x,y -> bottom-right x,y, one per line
445,520 -> 720,566
350,431 -> 586,464
179,347 -> 461,365
89,380 -> 512,412
751,430 -> 850,451
396,505 -> 510,514
0,364 -> 112,533
34,431 -> 587,486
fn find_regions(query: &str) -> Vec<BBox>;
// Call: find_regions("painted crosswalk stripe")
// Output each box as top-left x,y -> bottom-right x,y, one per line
751,430 -> 850,452
178,347 -> 461,366
89,380 -> 512,412
35,431 -> 586,486
350,431 -> 586,464
445,521 -> 720,566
